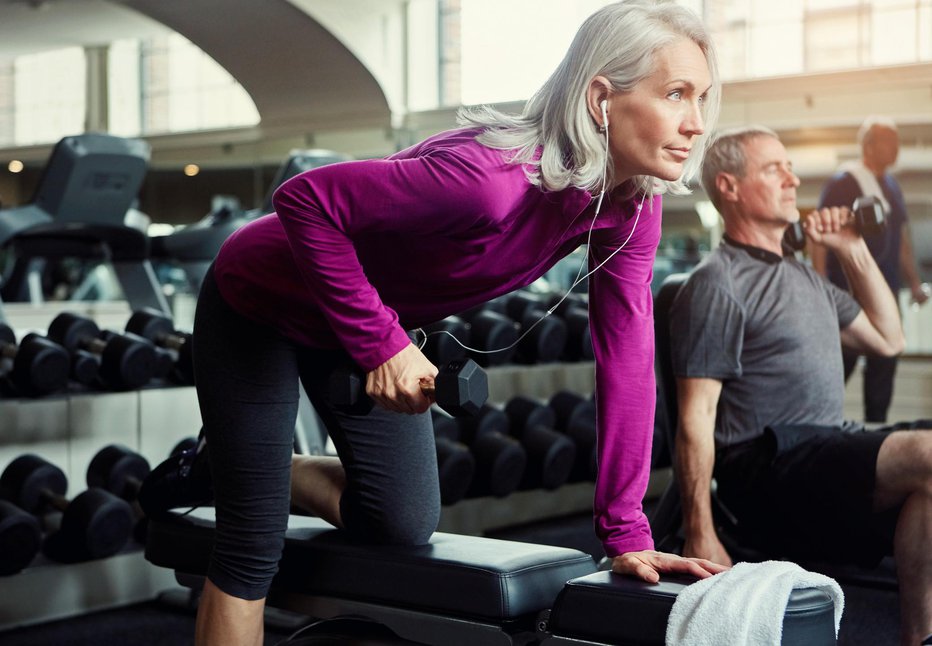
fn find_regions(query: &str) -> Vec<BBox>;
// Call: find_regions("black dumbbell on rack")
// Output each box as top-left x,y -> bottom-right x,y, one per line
546,293 -> 593,362
549,390 -> 598,482
47,312 -> 157,390
330,358 -> 488,418
421,316 -> 470,366
0,454 -> 134,561
86,444 -> 152,542
503,395 -> 577,491
0,323 -> 70,397
454,404 -> 528,498
125,308 -> 194,385
504,292 -> 568,364
0,500 -> 41,575
457,304 -> 519,367
429,412 -> 476,506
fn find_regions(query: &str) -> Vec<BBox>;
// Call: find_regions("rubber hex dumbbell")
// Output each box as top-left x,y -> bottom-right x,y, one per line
503,395 -> 577,491
125,308 -> 195,385
0,323 -> 70,397
784,194 -> 887,251
330,358 -> 488,418
429,412 -> 476,506
47,312 -> 157,390
86,444 -> 151,543
0,454 -> 134,561
454,404 -> 528,498
549,390 -> 598,482
421,316 -> 470,366
504,292 -> 568,364
458,305 -> 519,367
0,500 -> 41,575
547,293 -> 593,362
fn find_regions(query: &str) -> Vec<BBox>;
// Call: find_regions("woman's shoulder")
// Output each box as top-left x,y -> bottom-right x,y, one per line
389,127 -> 492,163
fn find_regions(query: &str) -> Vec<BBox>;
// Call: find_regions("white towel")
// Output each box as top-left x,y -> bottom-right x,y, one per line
837,159 -> 891,213
665,560 -> 844,646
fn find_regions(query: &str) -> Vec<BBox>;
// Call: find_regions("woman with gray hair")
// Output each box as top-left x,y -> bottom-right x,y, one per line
140,2 -> 725,643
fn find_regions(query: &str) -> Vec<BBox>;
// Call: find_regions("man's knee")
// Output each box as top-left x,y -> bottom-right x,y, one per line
876,431 -> 932,506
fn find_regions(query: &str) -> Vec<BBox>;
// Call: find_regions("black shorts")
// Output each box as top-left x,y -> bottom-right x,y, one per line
713,423 -> 910,567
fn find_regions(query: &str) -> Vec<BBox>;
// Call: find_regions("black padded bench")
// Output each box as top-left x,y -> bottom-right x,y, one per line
145,509 -> 837,645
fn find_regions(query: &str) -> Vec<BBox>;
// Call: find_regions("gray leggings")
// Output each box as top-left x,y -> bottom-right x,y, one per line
193,268 -> 440,600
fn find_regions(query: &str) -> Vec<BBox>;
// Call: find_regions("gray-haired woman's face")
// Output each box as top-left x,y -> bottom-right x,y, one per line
605,37 -> 712,185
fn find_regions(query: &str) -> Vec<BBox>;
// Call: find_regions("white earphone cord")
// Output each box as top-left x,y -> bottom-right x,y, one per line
416,113 -> 647,356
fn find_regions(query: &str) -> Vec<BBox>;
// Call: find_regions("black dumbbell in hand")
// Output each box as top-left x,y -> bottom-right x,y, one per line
0,323 -> 70,397
0,454 -> 134,561
784,194 -> 887,251
47,312 -> 157,390
330,358 -> 488,418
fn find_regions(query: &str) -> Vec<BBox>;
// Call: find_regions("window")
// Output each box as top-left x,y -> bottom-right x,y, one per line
13,47 -> 85,146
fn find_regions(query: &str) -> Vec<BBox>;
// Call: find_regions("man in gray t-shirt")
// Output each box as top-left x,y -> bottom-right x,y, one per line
669,126 -> 932,645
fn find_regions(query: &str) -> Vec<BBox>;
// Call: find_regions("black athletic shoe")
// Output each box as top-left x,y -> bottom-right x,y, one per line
137,441 -> 213,519
921,634 -> 932,646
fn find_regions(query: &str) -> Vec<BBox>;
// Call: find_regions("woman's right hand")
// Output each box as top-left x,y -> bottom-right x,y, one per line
366,343 -> 438,415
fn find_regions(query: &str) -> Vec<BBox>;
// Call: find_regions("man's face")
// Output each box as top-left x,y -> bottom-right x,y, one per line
733,135 -> 800,225
865,126 -> 899,171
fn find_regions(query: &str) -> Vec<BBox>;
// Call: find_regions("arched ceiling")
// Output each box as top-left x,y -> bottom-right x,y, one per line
0,0 -> 393,133
115,0 -> 392,132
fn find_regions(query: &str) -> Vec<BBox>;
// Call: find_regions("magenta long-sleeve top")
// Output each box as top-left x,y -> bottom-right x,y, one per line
213,128 -> 660,556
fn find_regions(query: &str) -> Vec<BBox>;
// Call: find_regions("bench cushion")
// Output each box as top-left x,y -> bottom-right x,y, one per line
145,508 -> 597,622
548,571 -> 837,645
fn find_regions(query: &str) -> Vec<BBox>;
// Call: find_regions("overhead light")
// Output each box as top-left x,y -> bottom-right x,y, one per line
183,164 -> 200,177
8,160 -> 24,173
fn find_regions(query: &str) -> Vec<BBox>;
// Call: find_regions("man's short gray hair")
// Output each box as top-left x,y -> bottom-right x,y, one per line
700,125 -> 779,212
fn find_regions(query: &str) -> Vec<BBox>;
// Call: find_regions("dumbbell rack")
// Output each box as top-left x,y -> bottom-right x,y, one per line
0,347 -> 673,630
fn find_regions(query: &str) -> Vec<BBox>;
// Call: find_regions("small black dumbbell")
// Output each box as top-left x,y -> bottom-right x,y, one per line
504,396 -> 577,491
421,316 -> 470,366
549,390 -> 598,482
454,404 -> 528,498
87,444 -> 152,543
125,308 -> 194,385
547,293 -> 593,362
458,305 -> 519,367
430,412 -> 476,506
784,194 -> 887,251
330,358 -> 488,418
0,500 -> 41,575
504,292 -> 568,364
0,454 -> 134,561
47,312 -> 157,390
0,323 -> 70,397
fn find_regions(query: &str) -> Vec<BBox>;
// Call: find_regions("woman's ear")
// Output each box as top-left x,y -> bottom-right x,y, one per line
587,76 -> 613,129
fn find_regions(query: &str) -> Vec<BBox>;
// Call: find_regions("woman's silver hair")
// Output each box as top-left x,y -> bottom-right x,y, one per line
700,125 -> 778,212
457,0 -> 721,197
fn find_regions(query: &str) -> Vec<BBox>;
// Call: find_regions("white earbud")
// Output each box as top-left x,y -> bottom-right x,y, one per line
600,99 -> 609,130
